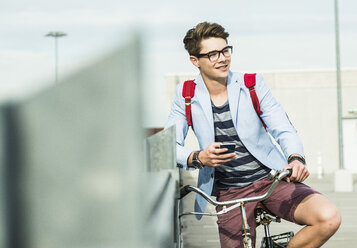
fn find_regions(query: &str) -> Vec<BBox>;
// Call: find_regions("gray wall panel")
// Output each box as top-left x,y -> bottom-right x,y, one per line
4,35 -> 144,248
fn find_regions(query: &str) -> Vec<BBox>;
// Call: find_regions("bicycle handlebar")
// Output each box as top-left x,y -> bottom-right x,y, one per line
179,185 -> 192,199
178,169 -> 292,217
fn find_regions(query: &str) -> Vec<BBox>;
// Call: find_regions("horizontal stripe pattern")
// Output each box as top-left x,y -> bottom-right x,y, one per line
211,100 -> 270,189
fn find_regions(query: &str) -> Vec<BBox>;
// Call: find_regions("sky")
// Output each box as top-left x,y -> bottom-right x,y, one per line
1,0 -> 357,127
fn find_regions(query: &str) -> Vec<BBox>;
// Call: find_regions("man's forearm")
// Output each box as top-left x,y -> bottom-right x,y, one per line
187,151 -> 195,168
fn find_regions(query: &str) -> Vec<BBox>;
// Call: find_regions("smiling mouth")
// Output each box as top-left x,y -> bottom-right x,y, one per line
216,64 -> 228,70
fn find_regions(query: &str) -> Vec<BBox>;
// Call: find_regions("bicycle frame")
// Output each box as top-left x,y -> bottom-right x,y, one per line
178,169 -> 292,248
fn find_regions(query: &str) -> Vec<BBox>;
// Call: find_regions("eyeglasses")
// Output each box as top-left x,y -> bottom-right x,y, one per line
196,46 -> 233,62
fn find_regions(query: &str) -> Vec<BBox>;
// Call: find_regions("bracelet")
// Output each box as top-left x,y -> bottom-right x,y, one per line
288,155 -> 306,165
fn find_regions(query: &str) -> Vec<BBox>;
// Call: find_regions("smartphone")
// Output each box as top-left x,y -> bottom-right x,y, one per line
220,143 -> 235,154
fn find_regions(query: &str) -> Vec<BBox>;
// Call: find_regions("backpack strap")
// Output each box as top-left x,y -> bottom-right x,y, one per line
182,80 -> 196,127
244,73 -> 267,130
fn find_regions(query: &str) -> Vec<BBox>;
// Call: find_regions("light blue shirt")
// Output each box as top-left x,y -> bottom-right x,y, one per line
165,71 -> 304,219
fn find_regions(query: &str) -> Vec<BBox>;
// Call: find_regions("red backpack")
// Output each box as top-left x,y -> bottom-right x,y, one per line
182,73 -> 267,130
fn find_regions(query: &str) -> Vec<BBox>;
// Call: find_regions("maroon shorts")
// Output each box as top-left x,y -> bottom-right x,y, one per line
215,177 -> 320,248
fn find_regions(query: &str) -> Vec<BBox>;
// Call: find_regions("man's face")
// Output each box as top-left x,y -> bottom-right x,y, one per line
191,37 -> 231,82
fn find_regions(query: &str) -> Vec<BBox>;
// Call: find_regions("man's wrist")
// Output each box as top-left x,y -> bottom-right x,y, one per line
288,154 -> 306,165
187,152 -> 195,168
191,150 -> 204,169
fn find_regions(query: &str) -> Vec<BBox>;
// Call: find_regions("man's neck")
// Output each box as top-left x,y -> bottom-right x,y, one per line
201,74 -> 228,106
201,74 -> 228,96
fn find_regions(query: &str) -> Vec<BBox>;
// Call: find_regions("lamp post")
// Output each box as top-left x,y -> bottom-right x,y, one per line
333,0 -> 353,192
334,0 -> 344,170
45,31 -> 67,84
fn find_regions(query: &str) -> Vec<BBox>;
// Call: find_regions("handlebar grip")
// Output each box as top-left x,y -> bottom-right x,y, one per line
179,185 -> 192,199
286,168 -> 293,177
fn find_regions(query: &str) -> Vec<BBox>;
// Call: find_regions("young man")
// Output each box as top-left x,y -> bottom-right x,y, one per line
165,22 -> 340,247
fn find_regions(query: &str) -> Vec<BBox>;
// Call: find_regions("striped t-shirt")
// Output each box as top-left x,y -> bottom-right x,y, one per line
212,100 -> 270,190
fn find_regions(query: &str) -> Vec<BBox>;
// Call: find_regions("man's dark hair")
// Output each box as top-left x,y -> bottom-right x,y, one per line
183,22 -> 229,56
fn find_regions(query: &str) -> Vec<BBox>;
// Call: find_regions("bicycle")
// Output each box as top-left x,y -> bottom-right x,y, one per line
178,169 -> 294,248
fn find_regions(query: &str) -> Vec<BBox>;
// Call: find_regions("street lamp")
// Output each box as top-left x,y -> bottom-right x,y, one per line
45,31 -> 67,84
333,0 -> 353,192
334,0 -> 344,170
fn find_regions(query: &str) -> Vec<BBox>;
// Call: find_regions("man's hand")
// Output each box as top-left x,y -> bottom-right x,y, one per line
198,142 -> 236,167
283,157 -> 309,182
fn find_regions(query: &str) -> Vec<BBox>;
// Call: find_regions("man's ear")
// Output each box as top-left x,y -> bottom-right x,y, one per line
189,56 -> 200,68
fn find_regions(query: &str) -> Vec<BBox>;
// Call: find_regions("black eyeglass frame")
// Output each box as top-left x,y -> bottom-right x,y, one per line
195,46 -> 233,62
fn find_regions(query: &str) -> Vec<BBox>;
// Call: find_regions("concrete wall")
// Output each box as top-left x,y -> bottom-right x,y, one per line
165,69 -> 357,174
0,35 -> 146,248
144,126 -> 180,248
